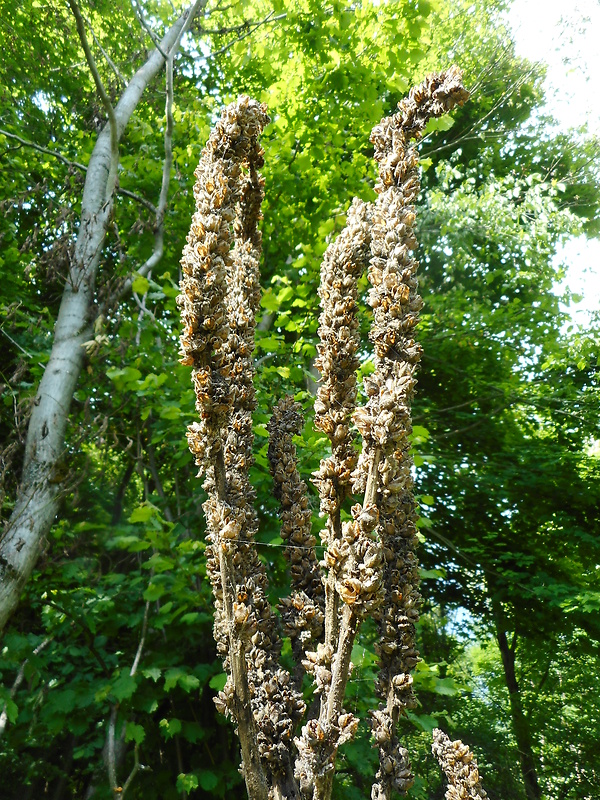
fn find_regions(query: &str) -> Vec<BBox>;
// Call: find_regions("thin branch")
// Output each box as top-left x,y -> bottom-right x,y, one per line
156,50 -> 175,223
0,133 -> 156,214
131,0 -> 168,58
436,403 -> 509,438
197,11 -> 286,36
130,600 -> 151,677
0,127 -> 88,171
67,0 -> 119,198
104,601 -> 149,799
423,66 -> 538,159
208,11 -> 286,59
133,286 -> 157,318
120,745 -> 140,799
0,325 -> 35,359
0,637 -> 52,738
107,705 -> 119,796
110,6 -> 189,307
85,15 -> 127,86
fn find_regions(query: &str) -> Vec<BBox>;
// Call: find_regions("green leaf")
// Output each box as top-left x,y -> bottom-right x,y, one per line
111,673 -> 138,701
180,612 -> 200,625
164,668 -> 200,693
177,773 -> 199,793
260,288 -> 279,311
128,505 -> 154,523
209,673 -> 227,691
405,710 -> 439,733
2,699 -> 18,724
143,583 -> 165,601
132,275 -> 150,294
125,722 -> 145,744
143,667 -> 162,682
179,674 -> 201,692
420,567 -> 446,580
159,717 -> 182,739
199,770 -> 219,791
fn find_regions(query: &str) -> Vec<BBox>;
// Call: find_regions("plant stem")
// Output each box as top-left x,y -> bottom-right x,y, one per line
214,450 -> 269,800
316,448 -> 381,800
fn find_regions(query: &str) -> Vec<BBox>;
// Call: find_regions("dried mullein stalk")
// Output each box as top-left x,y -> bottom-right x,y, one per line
360,66 -> 469,800
293,68 -> 469,800
295,198 -> 376,800
313,197 -> 373,649
268,396 -> 324,676
179,96 -> 303,800
432,729 -> 489,800
181,70 -> 469,800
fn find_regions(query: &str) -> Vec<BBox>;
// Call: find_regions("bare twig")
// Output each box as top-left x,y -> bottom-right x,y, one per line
208,11 -> 286,59
130,600 -> 151,677
0,130 -> 156,214
67,0 -> 119,198
85,15 -> 128,86
197,11 -> 286,37
120,745 -> 141,798
105,598 -> 151,799
0,637 -> 52,738
131,0 -> 168,58
112,2 -> 197,306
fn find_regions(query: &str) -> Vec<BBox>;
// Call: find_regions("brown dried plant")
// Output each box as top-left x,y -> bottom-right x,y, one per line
178,70 -> 475,800
432,729 -> 489,800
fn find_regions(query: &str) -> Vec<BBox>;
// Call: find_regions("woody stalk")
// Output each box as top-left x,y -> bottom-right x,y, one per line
178,69 -> 470,800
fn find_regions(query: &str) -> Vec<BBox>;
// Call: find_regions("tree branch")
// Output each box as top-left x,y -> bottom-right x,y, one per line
108,1 -> 198,306
67,0 -> 119,199
0,637 -> 52,738
208,11 -> 286,59
85,15 -> 128,87
131,0 -> 168,58
0,130 -> 157,213
107,704 -> 119,797
120,745 -> 141,799
0,127 -> 88,171
197,11 -> 286,37
130,600 -> 151,677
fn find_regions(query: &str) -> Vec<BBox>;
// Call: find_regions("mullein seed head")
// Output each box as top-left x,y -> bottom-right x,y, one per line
432,728 -> 489,800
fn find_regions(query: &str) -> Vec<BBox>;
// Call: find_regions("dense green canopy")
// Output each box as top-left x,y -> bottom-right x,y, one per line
1,1 -> 599,798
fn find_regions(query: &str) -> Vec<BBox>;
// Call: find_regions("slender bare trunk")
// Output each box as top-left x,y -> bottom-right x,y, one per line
0,1 -> 205,633
493,600 -> 543,800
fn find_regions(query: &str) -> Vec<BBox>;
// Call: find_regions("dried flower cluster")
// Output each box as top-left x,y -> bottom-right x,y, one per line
268,396 -> 324,669
178,96 -> 303,799
180,71 -> 475,800
361,65 -> 470,800
432,729 -> 489,800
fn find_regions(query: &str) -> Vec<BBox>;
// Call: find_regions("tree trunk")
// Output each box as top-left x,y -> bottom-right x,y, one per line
493,601 -> 543,800
0,1 -> 205,633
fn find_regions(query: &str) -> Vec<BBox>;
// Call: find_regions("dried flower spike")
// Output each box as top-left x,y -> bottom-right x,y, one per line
268,396 -> 324,674
179,96 -> 303,800
180,69 -> 469,800
432,729 -> 489,800
358,67 -> 469,800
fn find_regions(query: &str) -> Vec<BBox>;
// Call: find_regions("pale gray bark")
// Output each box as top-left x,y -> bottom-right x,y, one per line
0,0 -> 206,632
